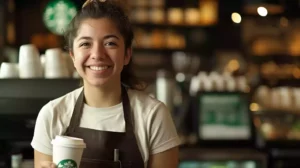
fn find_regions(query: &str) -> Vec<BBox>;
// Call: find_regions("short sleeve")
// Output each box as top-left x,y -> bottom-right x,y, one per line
31,102 -> 54,155
146,102 -> 181,154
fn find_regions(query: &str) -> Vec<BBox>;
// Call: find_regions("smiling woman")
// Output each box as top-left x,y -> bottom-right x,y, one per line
31,1 -> 180,168
71,18 -> 130,89
64,0 -> 144,91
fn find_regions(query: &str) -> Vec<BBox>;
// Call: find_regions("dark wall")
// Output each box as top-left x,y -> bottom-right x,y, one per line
15,1 -> 47,46
217,0 -> 243,50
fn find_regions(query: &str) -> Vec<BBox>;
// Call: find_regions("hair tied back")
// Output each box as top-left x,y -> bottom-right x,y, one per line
82,0 -> 107,9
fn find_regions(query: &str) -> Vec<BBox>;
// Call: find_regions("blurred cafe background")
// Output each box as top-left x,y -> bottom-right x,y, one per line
1,0 -> 300,167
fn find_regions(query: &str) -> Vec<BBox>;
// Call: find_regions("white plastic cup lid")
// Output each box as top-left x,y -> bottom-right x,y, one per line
51,136 -> 86,149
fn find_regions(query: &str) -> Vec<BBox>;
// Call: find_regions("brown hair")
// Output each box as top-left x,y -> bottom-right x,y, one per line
64,0 -> 146,90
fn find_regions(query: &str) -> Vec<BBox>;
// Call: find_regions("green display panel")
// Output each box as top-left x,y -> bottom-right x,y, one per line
179,160 -> 261,168
199,93 -> 251,140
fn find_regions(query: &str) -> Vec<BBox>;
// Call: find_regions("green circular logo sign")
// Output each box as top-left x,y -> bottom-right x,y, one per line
43,0 -> 77,35
57,159 -> 77,168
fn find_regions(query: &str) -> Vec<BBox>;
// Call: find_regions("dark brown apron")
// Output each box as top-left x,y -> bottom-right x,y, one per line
64,86 -> 144,168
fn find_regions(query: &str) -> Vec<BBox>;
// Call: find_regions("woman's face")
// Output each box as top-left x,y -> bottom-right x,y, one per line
71,18 -> 131,88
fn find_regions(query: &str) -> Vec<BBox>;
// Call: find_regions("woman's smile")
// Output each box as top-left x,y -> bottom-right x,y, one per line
89,65 -> 110,71
86,65 -> 113,76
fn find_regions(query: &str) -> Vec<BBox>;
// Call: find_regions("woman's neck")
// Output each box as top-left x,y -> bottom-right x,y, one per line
83,82 -> 122,108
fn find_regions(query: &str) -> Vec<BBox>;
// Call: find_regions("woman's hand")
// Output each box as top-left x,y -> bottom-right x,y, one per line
34,150 -> 54,168
40,161 -> 56,168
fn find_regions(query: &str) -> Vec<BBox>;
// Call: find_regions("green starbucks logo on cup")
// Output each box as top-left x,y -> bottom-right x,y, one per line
57,159 -> 77,168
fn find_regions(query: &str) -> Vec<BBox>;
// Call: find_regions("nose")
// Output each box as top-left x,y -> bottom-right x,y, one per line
90,44 -> 106,60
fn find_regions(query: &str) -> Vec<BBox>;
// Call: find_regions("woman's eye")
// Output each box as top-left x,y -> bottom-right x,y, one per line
80,42 -> 90,47
105,42 -> 117,46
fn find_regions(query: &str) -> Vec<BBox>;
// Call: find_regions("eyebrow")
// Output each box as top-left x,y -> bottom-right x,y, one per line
77,34 -> 120,41
103,34 -> 120,40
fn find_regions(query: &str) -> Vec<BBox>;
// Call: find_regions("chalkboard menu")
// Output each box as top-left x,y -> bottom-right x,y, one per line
198,93 -> 251,140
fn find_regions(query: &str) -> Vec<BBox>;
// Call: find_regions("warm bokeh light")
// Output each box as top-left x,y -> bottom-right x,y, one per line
257,6 -> 268,17
293,67 -> 300,79
231,12 -> 242,24
226,59 -> 240,72
250,103 -> 260,112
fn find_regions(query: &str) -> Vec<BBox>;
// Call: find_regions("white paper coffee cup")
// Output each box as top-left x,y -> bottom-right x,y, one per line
51,136 -> 86,168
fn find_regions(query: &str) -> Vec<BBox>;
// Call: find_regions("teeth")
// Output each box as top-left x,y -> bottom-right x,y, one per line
89,66 -> 109,71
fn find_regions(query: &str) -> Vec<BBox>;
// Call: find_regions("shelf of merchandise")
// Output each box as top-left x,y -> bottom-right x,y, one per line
251,55 -> 300,64
253,109 -> 300,118
132,22 -> 217,29
259,78 -> 300,87
133,47 -> 207,54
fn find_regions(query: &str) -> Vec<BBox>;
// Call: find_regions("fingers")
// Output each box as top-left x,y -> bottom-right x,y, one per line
40,161 -> 56,168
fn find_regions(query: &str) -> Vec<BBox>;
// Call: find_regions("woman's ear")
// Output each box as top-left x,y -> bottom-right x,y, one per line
124,48 -> 132,65
69,51 -> 75,63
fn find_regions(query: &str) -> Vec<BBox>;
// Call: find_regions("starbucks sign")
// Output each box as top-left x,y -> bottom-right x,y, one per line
43,0 -> 77,35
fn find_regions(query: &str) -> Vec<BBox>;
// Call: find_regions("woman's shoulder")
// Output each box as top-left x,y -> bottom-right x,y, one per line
41,87 -> 83,117
128,89 -> 167,114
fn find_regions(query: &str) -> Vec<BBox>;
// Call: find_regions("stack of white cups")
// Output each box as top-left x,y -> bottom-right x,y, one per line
18,44 -> 43,78
44,48 -> 69,79
0,62 -> 19,78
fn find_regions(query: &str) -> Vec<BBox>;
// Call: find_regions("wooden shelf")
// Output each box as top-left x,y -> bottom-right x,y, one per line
253,109 -> 300,118
0,79 -> 81,99
133,47 -> 199,53
0,79 -> 81,116
133,47 -> 214,54
251,55 -> 300,64
262,140 -> 300,149
133,22 -> 217,29
260,78 -> 300,87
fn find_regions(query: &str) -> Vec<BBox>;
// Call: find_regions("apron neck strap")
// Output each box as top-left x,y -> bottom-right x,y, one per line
68,85 -> 133,133
121,85 -> 133,132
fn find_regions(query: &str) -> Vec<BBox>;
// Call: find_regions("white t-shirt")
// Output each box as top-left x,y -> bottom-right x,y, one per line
31,87 -> 181,167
